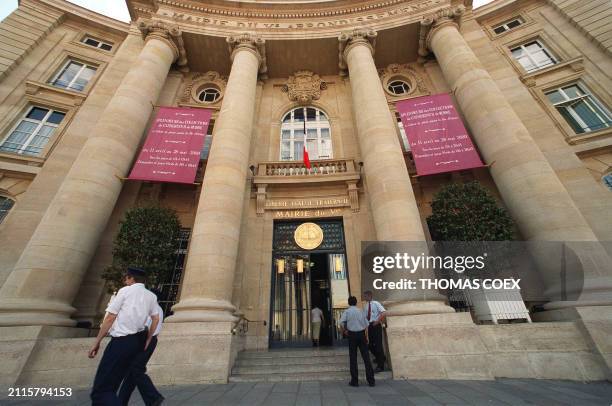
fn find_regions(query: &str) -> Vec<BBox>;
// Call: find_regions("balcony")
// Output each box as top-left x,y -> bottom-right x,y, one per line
252,158 -> 360,185
251,158 -> 361,215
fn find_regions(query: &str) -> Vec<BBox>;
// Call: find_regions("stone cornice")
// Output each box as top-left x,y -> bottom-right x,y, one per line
157,0 -> 409,19
338,28 -> 377,75
227,33 -> 268,79
417,5 -> 465,62
137,19 -> 188,68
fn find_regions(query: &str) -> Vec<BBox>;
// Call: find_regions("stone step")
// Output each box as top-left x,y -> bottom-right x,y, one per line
229,371 -> 393,383
238,349 -> 348,359
232,361 -> 376,375
234,354 -> 349,366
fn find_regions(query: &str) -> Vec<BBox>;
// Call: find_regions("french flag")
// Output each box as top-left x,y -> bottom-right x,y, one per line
303,118 -> 311,169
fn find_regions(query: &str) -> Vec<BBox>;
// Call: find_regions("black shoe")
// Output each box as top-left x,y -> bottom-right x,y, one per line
151,396 -> 164,406
375,366 -> 384,373
349,381 -> 359,387
368,382 -> 376,387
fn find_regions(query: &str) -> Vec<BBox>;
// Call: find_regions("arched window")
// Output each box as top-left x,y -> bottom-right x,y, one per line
197,87 -> 220,103
280,107 -> 332,161
0,196 -> 15,224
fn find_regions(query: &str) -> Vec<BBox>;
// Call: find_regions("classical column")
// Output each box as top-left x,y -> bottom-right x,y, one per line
0,20 -> 183,326
424,7 -> 612,308
339,29 -> 452,314
167,34 -> 265,323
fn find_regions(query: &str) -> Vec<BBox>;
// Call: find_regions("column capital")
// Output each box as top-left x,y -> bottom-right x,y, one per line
417,6 -> 465,63
137,19 -> 188,69
338,28 -> 377,75
227,33 -> 268,79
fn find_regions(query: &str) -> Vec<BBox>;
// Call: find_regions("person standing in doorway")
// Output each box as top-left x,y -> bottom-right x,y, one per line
311,304 -> 325,347
363,290 -> 386,372
88,267 -> 159,405
340,296 -> 375,387
118,293 -> 165,406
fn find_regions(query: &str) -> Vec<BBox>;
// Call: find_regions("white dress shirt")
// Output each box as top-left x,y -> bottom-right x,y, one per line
146,304 -> 164,337
340,306 -> 369,332
363,300 -> 386,323
106,283 -> 158,337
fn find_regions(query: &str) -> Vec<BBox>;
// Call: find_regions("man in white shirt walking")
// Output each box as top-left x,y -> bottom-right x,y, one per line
311,304 -> 325,347
118,297 -> 164,406
88,267 -> 159,406
363,290 -> 386,372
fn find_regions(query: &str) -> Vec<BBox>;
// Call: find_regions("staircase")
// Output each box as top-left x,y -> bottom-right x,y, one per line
229,347 -> 392,382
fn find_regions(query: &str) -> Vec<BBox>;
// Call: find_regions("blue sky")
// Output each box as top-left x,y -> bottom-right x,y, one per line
0,0 -> 494,24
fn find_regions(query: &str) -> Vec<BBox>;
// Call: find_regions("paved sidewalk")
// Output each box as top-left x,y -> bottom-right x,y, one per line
2,379 -> 612,405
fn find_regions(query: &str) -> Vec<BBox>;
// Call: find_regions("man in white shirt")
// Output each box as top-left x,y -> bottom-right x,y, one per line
118,300 -> 164,406
340,296 -> 375,387
310,305 -> 325,347
363,290 -> 386,372
88,267 -> 159,406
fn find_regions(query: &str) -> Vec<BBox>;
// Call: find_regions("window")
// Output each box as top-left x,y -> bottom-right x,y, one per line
82,36 -> 113,51
387,80 -> 410,95
546,83 -> 612,134
49,60 -> 97,91
511,40 -> 556,72
493,17 -> 524,34
395,111 -> 410,151
200,119 -> 215,160
603,173 -> 612,191
280,107 -> 332,161
0,196 -> 14,224
0,106 -> 65,156
197,88 -> 220,103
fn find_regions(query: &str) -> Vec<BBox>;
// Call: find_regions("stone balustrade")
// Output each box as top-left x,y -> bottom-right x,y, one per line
257,158 -> 356,177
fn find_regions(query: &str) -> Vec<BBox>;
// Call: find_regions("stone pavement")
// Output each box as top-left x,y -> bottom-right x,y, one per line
1,379 -> 612,405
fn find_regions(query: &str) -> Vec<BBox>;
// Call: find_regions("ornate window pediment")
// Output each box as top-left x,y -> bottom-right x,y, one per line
179,71 -> 227,106
378,63 -> 429,99
282,71 -> 327,105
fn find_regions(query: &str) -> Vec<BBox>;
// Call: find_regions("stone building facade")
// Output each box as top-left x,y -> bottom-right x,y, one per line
0,0 -> 611,387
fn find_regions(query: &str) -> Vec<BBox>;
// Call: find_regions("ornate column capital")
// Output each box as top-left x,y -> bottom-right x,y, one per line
338,28 -> 377,75
227,33 -> 268,79
137,19 -> 188,69
417,6 -> 465,63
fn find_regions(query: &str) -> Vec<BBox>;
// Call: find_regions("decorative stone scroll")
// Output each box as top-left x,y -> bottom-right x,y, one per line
137,19 -> 188,69
282,71 -> 327,105
418,6 -> 465,63
227,33 -> 268,79
338,28 -> 377,75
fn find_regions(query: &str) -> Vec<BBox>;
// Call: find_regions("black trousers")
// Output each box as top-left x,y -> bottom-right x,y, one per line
118,335 -> 162,406
368,323 -> 386,369
348,330 -> 375,385
90,330 -> 147,406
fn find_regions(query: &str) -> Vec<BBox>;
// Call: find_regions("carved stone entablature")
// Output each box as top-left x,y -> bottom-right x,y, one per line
281,71 -> 327,105
137,19 -> 188,69
338,28 -> 377,75
179,71 -> 227,105
417,6 -> 465,63
378,64 -> 430,98
227,33 -> 268,79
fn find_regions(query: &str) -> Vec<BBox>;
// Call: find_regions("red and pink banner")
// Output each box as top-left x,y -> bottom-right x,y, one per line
129,107 -> 212,184
396,93 -> 484,176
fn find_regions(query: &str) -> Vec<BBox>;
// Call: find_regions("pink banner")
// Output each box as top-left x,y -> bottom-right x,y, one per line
128,107 -> 212,184
397,93 -> 484,176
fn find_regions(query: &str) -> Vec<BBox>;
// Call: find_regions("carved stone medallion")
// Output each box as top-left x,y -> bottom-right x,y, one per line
282,71 -> 327,105
294,222 -> 324,250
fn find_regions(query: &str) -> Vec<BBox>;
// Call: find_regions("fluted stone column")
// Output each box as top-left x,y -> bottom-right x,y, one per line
340,29 -> 452,315
425,7 -> 612,308
167,34 -> 264,323
0,21 -> 182,327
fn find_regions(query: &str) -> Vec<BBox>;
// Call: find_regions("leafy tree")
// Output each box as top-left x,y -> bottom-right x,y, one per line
426,181 -> 515,241
102,206 -> 181,294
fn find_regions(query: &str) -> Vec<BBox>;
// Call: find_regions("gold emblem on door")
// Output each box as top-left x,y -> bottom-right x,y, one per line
294,222 -> 324,250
